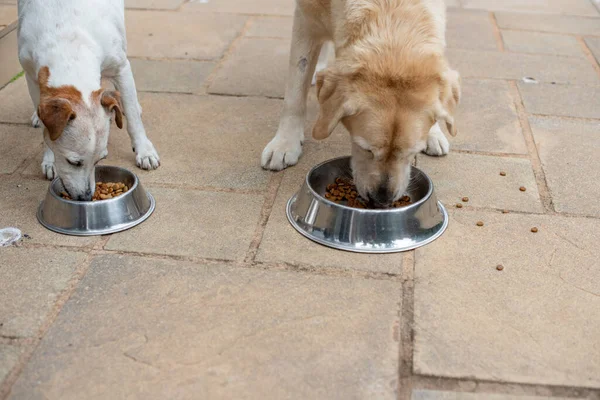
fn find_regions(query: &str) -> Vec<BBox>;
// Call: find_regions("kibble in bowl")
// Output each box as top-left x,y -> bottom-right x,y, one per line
324,176 -> 413,209
61,182 -> 129,201
39,165 -> 155,236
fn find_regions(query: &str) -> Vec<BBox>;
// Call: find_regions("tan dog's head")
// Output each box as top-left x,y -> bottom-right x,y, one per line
313,61 -> 460,206
37,67 -> 123,201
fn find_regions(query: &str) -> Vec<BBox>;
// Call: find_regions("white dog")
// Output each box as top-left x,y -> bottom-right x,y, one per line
18,0 -> 159,200
262,0 -> 459,206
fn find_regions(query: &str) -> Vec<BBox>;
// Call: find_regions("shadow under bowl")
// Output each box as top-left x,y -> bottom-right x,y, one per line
286,156 -> 448,253
37,166 -> 155,236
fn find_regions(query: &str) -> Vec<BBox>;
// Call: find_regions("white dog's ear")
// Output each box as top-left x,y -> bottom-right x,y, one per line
38,98 -> 76,141
100,91 -> 124,129
435,69 -> 461,137
313,71 -> 356,140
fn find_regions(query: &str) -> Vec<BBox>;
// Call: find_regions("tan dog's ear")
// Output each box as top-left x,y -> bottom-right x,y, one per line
436,69 -> 461,137
100,91 -> 124,129
312,71 -> 356,140
38,98 -> 76,141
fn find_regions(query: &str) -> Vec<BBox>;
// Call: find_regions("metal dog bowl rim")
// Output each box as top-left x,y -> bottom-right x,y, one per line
36,166 -> 156,236
285,156 -> 449,253
286,195 -> 448,253
302,156 -> 433,213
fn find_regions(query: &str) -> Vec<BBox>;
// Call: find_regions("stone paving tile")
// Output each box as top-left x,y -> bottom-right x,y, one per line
518,82 -> 600,119
0,176 -> 100,247
412,390 -> 578,400
446,10 -> 498,51
0,76 -> 32,124
0,29 -> 21,88
125,11 -> 247,60
501,31 -> 583,57
76,93 -> 277,190
529,117 -> 600,217
257,142 -> 406,275
448,49 -> 599,84
495,12 -> 600,36
105,187 -> 263,260
9,254 -> 400,400
418,153 -> 543,213
584,37 -> 600,64
0,124 -> 42,174
0,247 -> 86,338
0,4 -> 16,26
183,0 -> 295,16
130,59 -> 215,93
0,345 -> 22,384
451,79 -> 526,154
247,16 -> 292,39
124,0 -> 184,10
209,38 -> 289,98
414,209 -> 600,387
461,0 -> 599,17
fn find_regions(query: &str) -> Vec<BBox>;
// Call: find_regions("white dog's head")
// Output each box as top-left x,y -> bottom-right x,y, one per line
37,67 -> 123,201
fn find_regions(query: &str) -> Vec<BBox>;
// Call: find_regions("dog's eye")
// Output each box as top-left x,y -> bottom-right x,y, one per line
67,159 -> 83,167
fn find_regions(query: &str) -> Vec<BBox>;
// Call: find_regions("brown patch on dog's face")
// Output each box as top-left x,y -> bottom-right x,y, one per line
313,64 -> 460,206
37,67 -> 115,200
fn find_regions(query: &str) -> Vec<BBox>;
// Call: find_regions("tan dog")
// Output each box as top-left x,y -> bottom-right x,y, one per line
262,0 -> 460,206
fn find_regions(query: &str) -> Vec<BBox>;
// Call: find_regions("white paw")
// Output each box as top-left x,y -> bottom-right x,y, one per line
135,140 -> 160,170
424,124 -> 450,156
41,160 -> 56,180
261,136 -> 303,171
31,111 -> 41,128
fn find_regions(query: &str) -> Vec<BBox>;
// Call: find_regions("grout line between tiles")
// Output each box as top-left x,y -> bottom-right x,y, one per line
202,17 -> 253,92
489,12 -> 506,51
507,81 -> 555,214
243,171 -> 284,263
398,250 -> 416,400
577,36 -> 600,79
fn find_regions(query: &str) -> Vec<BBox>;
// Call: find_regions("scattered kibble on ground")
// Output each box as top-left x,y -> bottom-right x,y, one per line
462,197 -> 469,202
531,227 -> 538,233
520,186 -> 527,192
502,210 -> 510,214
500,172 -> 506,176
496,265 -> 504,271
456,203 -> 463,208
476,221 -> 484,227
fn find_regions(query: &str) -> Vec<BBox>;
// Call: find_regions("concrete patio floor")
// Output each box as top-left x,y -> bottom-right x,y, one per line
1,0 -> 600,399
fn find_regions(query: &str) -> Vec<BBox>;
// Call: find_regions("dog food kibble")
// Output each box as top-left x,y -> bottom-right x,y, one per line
519,186 -> 527,192
325,176 -> 412,209
500,171 -> 506,176
476,221 -> 484,227
462,197 -> 469,202
531,227 -> 538,233
456,203 -> 463,208
502,210 -> 510,214
61,182 -> 129,201
496,264 -> 504,271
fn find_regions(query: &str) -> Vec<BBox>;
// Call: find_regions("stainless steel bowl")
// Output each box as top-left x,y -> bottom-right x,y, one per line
286,156 -> 448,253
37,166 -> 155,236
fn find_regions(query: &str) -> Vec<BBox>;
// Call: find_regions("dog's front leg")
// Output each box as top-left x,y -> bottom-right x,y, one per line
113,61 -> 160,170
261,9 -> 323,171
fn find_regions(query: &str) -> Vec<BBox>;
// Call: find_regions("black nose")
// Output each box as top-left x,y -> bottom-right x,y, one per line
74,188 -> 93,201
370,185 -> 395,206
